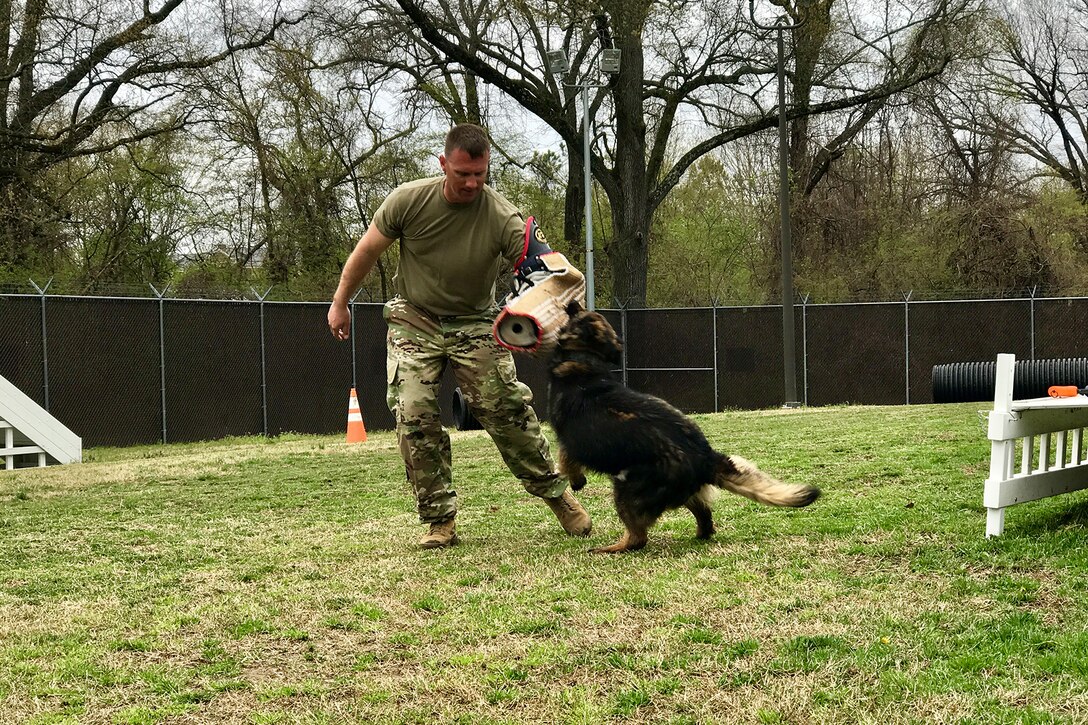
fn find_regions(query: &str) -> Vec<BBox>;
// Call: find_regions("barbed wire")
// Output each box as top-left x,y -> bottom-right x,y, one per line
3,279 -> 1086,306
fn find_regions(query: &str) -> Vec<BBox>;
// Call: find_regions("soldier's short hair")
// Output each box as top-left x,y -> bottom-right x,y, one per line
445,123 -> 491,159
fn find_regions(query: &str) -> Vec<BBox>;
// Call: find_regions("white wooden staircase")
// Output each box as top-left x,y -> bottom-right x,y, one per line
1,374 -> 81,469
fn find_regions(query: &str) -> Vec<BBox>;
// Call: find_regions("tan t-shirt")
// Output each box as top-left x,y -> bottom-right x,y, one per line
373,176 -> 526,317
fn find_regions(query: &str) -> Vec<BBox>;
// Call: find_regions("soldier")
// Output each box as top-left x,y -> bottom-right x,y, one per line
326,123 -> 592,549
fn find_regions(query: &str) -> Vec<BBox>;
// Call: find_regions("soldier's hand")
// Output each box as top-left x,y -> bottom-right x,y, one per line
328,302 -> 351,341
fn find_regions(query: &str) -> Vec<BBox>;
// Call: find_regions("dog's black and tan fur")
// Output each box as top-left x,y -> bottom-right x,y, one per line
549,302 -> 820,553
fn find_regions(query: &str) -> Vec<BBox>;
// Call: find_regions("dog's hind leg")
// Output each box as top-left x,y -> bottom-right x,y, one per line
591,497 -> 652,554
685,486 -> 716,539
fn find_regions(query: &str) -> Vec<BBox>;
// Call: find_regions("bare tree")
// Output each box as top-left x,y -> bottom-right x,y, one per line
0,0 -> 298,271
189,19 -> 423,297
343,0 -> 978,307
979,0 -> 1088,212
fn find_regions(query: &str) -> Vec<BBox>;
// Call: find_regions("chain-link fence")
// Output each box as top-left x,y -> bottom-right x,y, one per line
3,291 -> 1086,447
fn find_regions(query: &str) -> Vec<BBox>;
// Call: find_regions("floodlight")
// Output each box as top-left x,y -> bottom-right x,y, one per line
600,49 -> 621,74
547,50 -> 569,75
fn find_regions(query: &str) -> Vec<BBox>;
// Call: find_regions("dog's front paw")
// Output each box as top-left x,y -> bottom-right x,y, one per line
570,473 -> 587,491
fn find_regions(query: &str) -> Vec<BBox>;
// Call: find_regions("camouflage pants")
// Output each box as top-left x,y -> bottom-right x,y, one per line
383,297 -> 567,523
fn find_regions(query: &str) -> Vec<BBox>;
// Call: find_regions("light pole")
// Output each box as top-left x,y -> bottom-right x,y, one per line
751,0 -> 804,408
547,45 -> 620,311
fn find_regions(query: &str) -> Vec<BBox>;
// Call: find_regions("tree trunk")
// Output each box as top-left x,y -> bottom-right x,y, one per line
782,0 -> 833,292
563,150 -> 584,269
603,2 -> 650,308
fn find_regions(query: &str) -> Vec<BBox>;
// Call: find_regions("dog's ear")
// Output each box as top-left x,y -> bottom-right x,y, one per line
604,334 -> 623,366
602,322 -> 623,364
584,315 -> 623,365
565,300 -> 583,318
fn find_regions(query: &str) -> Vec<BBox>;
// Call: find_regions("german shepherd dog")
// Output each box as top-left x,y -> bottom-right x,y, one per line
549,302 -> 820,553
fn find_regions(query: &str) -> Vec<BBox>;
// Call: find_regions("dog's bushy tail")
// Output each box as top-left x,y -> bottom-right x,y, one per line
714,454 -> 820,508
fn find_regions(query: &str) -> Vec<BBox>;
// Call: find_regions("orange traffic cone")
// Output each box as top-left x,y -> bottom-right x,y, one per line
346,387 -> 367,443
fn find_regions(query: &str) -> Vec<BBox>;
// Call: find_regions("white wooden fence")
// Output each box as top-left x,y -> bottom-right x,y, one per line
984,353 -> 1088,536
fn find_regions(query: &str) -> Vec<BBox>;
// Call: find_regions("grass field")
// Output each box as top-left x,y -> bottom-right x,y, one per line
4,403 -> 1088,724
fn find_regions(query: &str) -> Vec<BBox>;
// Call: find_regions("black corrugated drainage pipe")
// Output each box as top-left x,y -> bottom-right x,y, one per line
452,387 -> 482,430
932,358 -> 1088,403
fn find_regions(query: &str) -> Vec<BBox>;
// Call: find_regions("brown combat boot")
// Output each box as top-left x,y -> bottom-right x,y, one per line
544,490 -> 592,537
420,519 -> 459,549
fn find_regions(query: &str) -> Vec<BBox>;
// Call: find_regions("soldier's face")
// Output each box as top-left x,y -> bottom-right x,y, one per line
440,148 -> 489,204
